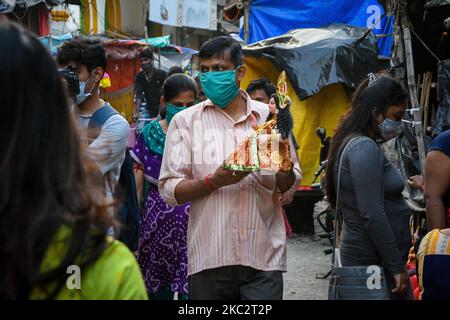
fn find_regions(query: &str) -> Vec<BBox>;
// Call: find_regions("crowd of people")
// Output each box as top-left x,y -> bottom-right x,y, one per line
1,20 -> 449,300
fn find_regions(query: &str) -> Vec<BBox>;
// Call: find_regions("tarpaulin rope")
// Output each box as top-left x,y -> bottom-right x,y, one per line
409,26 -> 441,63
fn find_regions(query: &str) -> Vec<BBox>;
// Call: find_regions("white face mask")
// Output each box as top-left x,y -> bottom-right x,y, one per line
76,72 -> 95,105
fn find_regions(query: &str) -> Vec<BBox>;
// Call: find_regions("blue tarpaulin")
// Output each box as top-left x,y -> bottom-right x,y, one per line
241,0 -> 394,57
39,33 -> 73,55
243,24 -> 379,100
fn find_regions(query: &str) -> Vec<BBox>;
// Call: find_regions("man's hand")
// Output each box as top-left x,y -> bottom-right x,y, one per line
276,167 -> 296,193
209,165 -> 251,189
173,166 -> 250,205
280,192 -> 295,206
274,138 -> 296,193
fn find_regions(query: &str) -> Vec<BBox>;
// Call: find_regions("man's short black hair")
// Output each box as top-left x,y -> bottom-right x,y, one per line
168,66 -> 184,76
199,36 -> 243,67
246,78 -> 276,98
141,47 -> 154,60
57,38 -> 107,74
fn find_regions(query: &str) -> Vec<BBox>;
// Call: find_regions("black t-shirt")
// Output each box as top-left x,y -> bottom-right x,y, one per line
135,68 -> 167,118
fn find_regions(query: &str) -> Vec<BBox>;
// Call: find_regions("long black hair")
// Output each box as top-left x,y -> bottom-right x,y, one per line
160,73 -> 198,119
0,23 -> 111,299
326,74 -> 408,209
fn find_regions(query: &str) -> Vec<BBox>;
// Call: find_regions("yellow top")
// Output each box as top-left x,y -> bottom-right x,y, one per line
30,225 -> 148,300
417,229 -> 450,300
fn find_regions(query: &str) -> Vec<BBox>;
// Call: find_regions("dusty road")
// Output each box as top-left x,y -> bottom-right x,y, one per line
284,235 -> 331,300
283,201 -> 332,300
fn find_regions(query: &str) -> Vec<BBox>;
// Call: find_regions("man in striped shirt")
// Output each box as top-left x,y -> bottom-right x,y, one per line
159,36 -> 302,300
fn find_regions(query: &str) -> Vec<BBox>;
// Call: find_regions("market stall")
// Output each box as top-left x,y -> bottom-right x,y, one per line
100,39 -> 147,122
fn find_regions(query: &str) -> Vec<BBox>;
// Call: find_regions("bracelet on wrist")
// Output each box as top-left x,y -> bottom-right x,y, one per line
204,173 -> 217,192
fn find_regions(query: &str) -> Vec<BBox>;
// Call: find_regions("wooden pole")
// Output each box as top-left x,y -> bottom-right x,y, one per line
144,19 -> 149,39
417,73 -> 422,88
401,12 -> 426,172
423,72 -> 432,134
392,8 -> 405,82
244,0 -> 249,44
418,73 -> 424,108
48,8 -> 53,52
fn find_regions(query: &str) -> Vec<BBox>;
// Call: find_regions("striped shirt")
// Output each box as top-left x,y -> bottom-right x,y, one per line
417,229 -> 450,299
159,91 -> 302,276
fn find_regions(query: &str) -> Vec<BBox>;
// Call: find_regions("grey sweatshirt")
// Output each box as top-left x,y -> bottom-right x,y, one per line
333,136 -> 411,276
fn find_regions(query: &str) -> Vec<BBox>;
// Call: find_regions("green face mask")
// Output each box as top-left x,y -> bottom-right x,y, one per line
199,68 -> 240,109
165,103 -> 187,125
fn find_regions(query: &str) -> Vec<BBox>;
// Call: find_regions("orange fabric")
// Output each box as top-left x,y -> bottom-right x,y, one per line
104,58 -> 140,94
282,209 -> 293,239
100,53 -> 141,122
39,7 -> 49,36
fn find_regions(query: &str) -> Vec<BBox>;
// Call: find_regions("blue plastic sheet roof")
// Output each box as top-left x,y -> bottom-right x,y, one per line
240,0 -> 394,57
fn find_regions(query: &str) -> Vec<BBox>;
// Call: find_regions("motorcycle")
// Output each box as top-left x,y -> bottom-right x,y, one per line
312,128 -> 333,243
312,128 -> 336,280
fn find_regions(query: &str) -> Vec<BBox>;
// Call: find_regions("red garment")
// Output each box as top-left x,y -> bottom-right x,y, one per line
38,7 -> 49,36
447,208 -> 450,227
282,208 -> 293,239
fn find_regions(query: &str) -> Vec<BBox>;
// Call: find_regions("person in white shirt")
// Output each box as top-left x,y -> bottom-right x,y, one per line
57,38 -> 129,201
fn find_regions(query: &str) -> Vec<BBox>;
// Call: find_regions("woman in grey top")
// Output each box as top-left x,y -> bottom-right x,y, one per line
326,74 -> 412,299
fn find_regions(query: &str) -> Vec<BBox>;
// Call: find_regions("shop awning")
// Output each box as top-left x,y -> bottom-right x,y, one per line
0,0 -> 80,13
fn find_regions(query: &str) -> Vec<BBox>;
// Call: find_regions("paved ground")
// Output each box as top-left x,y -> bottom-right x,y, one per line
283,201 -> 332,300
284,235 -> 331,300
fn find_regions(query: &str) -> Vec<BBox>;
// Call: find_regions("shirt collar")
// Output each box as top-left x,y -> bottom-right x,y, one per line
201,89 -> 263,121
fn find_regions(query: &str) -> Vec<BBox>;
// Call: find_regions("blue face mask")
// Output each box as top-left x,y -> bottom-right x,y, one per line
76,73 -> 94,105
378,118 -> 404,141
166,103 -> 187,125
199,68 -> 240,109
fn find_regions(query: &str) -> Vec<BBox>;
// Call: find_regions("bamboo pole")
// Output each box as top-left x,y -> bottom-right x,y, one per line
48,8 -> 53,52
244,0 -> 249,44
417,73 -> 422,90
431,94 -> 437,129
392,9 -> 405,82
401,13 -> 426,172
423,72 -> 432,134
418,73 -> 424,108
